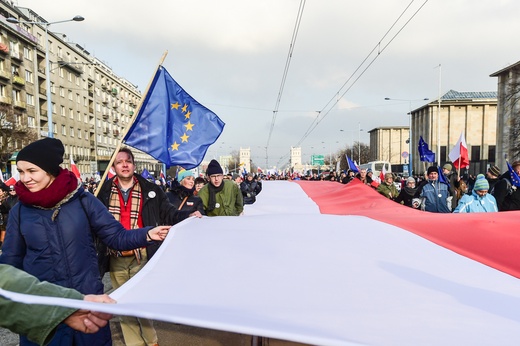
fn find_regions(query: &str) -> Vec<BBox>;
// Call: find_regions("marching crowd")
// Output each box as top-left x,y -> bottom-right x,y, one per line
0,139 -> 263,346
1,136 -> 518,346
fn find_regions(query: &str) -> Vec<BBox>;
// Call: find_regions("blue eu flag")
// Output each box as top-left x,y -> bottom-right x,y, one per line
124,66 -> 225,169
507,161 -> 520,187
418,136 -> 435,163
141,168 -> 154,180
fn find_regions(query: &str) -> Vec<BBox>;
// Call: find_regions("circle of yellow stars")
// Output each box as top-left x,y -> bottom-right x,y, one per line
170,101 -> 195,151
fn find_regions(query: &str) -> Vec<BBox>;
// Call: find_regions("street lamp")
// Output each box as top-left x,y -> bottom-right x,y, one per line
384,97 -> 429,176
7,15 -> 85,138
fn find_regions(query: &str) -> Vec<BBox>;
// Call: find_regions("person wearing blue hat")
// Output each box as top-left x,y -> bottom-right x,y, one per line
454,174 -> 498,213
166,169 -> 205,215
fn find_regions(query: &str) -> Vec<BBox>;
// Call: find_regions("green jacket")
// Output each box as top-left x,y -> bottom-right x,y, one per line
377,182 -> 399,200
0,264 -> 83,345
198,180 -> 244,216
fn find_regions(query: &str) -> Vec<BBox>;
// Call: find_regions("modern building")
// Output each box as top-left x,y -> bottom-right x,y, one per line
0,2 -> 161,179
490,61 -> 520,171
367,126 -> 409,167
410,90 -> 497,175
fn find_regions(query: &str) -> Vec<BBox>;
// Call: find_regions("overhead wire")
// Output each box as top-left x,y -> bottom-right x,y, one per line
277,0 -> 430,168
265,0 -> 306,156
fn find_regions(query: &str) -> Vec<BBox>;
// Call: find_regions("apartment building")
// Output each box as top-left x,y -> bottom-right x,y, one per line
0,1 -> 161,178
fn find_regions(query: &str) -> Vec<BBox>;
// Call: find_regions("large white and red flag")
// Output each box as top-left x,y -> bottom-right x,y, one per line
70,155 -> 81,179
448,132 -> 470,169
3,180 -> 520,345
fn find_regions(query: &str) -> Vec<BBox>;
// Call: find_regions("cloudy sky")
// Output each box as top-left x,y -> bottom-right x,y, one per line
16,0 -> 520,168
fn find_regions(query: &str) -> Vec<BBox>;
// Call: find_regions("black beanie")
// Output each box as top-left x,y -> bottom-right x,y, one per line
17,138 -> 64,176
427,166 -> 438,175
206,159 -> 223,176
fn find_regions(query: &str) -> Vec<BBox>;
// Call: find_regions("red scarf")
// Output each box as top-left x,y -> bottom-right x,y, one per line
15,168 -> 79,208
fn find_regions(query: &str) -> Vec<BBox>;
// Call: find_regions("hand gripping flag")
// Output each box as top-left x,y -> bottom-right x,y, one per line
418,136 -> 435,162
448,132 -> 470,169
124,66 -> 225,169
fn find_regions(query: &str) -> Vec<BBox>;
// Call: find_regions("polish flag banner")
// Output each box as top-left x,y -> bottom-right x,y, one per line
70,156 -> 81,179
107,167 -> 116,179
3,176 -> 17,186
448,132 -> 470,169
3,180 -> 520,345
379,163 -> 387,182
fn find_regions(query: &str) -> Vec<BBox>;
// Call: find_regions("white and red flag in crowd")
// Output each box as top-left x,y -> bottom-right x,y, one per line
379,163 -> 387,182
4,180 -> 520,345
107,167 -> 116,179
70,155 -> 81,179
448,132 -> 470,169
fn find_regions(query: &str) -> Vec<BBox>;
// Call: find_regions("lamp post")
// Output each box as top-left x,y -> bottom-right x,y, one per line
7,15 -> 85,138
384,97 -> 429,176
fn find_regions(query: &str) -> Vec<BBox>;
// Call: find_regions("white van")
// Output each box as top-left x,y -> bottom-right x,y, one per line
357,161 -> 392,178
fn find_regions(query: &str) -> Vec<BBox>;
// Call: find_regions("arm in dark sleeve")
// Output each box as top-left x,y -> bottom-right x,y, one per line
82,194 -> 151,250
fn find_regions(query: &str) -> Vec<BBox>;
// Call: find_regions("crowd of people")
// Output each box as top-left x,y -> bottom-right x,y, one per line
0,143 -> 264,346
1,137 -> 519,345
291,161 -> 520,214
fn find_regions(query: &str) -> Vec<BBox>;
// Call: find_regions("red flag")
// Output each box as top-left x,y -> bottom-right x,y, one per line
448,132 -> 470,169
70,156 -> 81,179
4,176 -> 17,186
379,164 -> 387,182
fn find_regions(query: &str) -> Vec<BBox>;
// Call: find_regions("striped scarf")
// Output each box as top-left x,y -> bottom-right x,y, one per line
109,177 -> 142,229
108,176 -> 143,259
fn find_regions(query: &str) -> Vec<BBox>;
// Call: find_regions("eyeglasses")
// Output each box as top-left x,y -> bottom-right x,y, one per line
209,174 -> 223,179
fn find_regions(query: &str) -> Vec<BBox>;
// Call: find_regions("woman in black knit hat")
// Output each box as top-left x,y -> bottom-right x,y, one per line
0,138 -> 170,346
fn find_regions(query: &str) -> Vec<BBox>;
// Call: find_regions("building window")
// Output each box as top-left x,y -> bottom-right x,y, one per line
488,145 -> 496,163
59,68 -> 64,78
68,90 -> 73,100
69,109 -> 74,119
61,124 -> 66,135
25,70 -> 33,83
28,116 -> 35,128
60,106 -> 65,116
70,127 -> 74,137
78,129 -> 82,139
59,87 -> 65,97
24,47 -> 32,60
26,93 -> 34,106
471,146 -> 481,162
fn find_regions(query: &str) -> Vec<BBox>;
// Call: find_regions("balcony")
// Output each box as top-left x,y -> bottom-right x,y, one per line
10,50 -> 23,61
102,99 -> 109,105
0,96 -> 12,104
113,117 -> 119,123
13,76 -> 25,86
101,83 -> 107,90
111,88 -> 117,95
14,100 -> 26,109
0,69 -> 11,79
40,109 -> 48,120
103,128 -> 108,134
39,86 -> 46,95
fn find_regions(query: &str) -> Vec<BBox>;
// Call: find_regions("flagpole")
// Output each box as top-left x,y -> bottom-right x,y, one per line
94,51 -> 169,196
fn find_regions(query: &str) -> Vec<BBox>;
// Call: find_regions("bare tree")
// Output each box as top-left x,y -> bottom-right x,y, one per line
0,103 -> 38,174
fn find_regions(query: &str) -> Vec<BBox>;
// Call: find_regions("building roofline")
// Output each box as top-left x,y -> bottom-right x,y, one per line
490,60 -> 520,77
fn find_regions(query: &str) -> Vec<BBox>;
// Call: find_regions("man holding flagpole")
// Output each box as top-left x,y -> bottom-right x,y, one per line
97,147 -> 202,346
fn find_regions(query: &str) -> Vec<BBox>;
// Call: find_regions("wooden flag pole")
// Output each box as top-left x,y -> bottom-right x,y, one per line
94,51 -> 169,197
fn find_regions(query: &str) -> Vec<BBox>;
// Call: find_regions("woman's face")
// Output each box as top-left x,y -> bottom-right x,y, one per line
17,161 -> 55,192
181,176 -> 195,189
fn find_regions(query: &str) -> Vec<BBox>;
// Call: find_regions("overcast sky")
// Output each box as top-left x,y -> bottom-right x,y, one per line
16,0 -> 520,168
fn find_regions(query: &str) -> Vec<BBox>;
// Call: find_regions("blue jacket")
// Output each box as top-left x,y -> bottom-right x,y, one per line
454,190 -> 498,213
419,180 -> 451,213
0,187 -> 153,346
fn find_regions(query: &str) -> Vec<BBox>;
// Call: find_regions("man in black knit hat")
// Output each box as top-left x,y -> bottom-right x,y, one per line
198,159 -> 243,216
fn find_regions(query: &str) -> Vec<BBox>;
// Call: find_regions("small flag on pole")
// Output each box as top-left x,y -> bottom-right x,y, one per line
70,155 -> 81,179
448,132 -> 470,169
